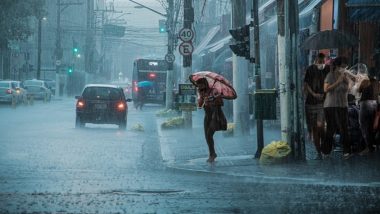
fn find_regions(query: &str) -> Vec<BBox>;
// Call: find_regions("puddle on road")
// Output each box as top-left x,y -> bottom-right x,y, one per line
103,189 -> 185,195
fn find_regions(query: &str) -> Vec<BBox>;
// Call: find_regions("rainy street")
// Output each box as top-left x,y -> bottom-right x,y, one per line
1,0 -> 380,213
0,100 -> 379,213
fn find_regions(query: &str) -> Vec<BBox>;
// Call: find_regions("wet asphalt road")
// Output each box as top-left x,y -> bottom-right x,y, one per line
0,98 -> 379,213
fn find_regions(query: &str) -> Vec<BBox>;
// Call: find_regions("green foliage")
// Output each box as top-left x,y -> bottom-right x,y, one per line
0,0 -> 46,49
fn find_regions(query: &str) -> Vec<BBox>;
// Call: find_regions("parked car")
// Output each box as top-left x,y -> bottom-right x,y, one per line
42,79 -> 56,95
75,84 -> 132,130
0,80 -> 23,104
23,79 -> 52,101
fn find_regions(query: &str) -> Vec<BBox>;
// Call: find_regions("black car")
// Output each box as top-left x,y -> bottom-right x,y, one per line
75,84 -> 131,130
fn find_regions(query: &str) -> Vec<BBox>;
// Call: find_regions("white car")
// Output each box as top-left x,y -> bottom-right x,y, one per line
23,79 -> 52,101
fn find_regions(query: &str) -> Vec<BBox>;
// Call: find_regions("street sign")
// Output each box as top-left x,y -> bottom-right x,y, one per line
178,84 -> 197,111
55,60 -> 61,66
179,42 -> 194,56
178,84 -> 196,95
179,28 -> 194,42
165,53 -> 175,63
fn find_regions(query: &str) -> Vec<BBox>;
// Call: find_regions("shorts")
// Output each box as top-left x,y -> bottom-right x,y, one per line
305,104 -> 325,131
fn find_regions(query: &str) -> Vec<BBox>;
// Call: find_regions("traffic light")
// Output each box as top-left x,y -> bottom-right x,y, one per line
159,19 -> 167,33
72,39 -> 79,56
67,65 -> 73,74
229,24 -> 253,62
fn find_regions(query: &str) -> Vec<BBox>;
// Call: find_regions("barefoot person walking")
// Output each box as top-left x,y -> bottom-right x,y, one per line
190,71 -> 237,163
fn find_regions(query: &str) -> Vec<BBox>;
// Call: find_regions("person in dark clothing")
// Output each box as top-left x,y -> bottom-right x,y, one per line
347,94 -> 364,153
135,87 -> 146,110
196,78 -> 227,163
304,53 -> 330,159
358,73 -> 380,155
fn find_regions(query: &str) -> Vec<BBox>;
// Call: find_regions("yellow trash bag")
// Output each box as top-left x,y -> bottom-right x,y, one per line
259,141 -> 291,164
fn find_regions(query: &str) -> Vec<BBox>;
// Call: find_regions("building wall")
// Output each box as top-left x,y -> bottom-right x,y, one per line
339,0 -> 379,70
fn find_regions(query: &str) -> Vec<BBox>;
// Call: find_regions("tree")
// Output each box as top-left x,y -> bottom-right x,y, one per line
0,0 -> 46,49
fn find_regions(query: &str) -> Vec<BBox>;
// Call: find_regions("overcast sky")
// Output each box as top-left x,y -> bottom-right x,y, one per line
114,0 -> 166,28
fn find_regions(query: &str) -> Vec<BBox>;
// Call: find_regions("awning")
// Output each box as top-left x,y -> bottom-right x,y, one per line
346,0 -> 380,7
193,25 -> 220,55
207,36 -> 232,53
346,0 -> 380,22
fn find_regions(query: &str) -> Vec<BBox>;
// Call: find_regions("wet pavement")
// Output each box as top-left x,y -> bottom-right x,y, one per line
157,110 -> 380,187
0,98 -> 379,213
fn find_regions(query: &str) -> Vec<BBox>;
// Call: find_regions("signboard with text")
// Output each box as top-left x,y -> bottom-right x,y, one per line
179,42 -> 194,56
178,84 -> 197,111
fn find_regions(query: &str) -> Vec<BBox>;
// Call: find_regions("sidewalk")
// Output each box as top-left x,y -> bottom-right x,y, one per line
157,110 -> 380,187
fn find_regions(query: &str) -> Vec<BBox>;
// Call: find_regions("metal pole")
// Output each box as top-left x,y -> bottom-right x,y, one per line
287,0 -> 304,160
231,0 -> 250,135
182,0 -> 193,128
277,0 -> 290,144
85,0 -> 94,83
55,0 -> 61,97
253,0 -> 264,158
37,17 -> 42,80
165,0 -> 174,109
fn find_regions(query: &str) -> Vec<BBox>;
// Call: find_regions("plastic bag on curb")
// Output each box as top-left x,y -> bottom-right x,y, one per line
259,141 -> 291,165
131,123 -> 144,132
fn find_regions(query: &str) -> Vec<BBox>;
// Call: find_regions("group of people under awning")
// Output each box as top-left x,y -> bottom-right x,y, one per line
304,53 -> 380,160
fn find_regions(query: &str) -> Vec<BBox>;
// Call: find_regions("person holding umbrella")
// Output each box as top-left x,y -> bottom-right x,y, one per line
135,81 -> 153,110
190,71 -> 237,163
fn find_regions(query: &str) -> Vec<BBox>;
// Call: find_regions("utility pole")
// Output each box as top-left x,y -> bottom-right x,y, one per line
55,0 -> 62,97
165,0 -> 174,109
37,17 -> 42,80
231,0 -> 249,135
55,0 -> 84,97
85,0 -> 94,82
277,0 -> 304,160
288,0 -> 305,160
95,5 -> 122,81
182,0 -> 194,128
252,0 -> 264,158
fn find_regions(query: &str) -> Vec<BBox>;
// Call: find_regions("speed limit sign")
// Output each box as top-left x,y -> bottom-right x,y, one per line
179,28 -> 194,42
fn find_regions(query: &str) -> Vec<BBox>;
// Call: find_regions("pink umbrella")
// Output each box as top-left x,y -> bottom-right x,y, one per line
189,71 -> 237,100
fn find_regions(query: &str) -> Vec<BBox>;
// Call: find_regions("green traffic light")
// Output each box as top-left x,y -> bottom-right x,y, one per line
68,68 -> 73,73
73,48 -> 78,53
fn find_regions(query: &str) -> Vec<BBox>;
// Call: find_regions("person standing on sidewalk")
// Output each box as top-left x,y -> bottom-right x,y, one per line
304,53 -> 329,160
195,78 -> 227,163
358,71 -> 380,155
323,56 -> 351,159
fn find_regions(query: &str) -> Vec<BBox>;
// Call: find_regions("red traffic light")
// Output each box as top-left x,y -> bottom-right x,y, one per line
148,73 -> 156,79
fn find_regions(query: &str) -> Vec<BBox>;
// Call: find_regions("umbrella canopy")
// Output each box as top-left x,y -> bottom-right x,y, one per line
301,30 -> 358,50
137,81 -> 153,88
189,71 -> 237,100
